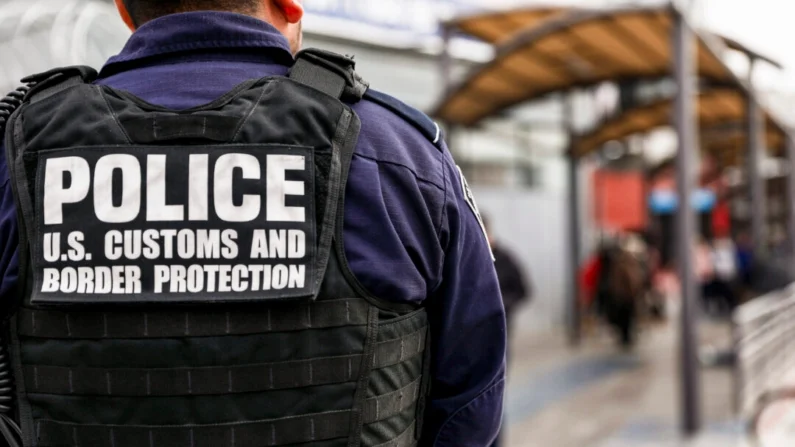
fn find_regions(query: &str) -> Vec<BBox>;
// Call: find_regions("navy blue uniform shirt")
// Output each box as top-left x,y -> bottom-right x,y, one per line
0,12 -> 506,446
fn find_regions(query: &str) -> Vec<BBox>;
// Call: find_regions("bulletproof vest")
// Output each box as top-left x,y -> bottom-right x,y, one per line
3,50 -> 430,447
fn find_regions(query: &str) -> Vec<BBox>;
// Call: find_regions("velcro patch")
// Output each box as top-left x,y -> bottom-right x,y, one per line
32,145 -> 317,305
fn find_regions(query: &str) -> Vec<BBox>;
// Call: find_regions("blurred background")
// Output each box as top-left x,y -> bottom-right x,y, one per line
6,0 -> 795,445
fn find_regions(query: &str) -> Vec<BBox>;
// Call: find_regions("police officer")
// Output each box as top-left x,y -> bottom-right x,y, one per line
0,1 -> 506,446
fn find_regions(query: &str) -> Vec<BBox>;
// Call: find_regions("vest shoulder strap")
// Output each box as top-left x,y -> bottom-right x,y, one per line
21,65 -> 97,103
363,89 -> 444,151
289,49 -> 368,103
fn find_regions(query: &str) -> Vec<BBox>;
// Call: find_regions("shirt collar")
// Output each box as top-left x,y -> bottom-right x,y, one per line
101,11 -> 294,75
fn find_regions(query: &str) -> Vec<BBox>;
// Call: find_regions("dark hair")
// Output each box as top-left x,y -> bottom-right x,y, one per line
122,0 -> 261,25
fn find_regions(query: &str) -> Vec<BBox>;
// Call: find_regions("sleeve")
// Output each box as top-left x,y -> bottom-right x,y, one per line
0,150 -> 20,306
420,143 -> 507,447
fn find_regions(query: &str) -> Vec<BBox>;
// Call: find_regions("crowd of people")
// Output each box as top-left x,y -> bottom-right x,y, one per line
579,228 -> 758,348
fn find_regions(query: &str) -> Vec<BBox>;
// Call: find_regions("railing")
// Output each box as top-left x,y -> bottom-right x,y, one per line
733,283 -> 795,440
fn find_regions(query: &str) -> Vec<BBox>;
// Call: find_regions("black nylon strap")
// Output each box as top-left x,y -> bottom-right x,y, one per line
372,422 -> 417,447
363,378 -> 421,424
121,115 -> 242,143
35,410 -> 350,447
288,49 -> 367,102
17,299 -> 369,339
373,328 -> 427,370
290,59 -> 346,99
22,65 -> 97,104
23,328 -> 427,397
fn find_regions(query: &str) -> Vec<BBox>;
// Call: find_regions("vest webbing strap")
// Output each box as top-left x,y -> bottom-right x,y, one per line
372,422 -> 417,447
22,329 -> 427,397
35,410 -> 350,447
288,49 -> 368,102
362,378 -> 421,424
17,299 -> 369,339
33,381 -> 418,446
290,58 -> 346,99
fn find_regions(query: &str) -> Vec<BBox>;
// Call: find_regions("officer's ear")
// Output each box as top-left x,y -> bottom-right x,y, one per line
272,0 -> 304,24
115,0 -> 137,32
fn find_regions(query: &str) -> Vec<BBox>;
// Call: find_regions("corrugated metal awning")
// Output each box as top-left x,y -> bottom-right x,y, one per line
575,89 -> 786,165
434,6 -> 740,127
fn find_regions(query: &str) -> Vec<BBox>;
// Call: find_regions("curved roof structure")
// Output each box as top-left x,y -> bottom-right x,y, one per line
445,5 -> 781,70
0,0 -> 128,93
434,6 -> 741,127
444,6 -> 567,45
574,89 -> 786,161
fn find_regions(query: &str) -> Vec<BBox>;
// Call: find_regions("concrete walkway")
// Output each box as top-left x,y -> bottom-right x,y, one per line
501,310 -> 756,447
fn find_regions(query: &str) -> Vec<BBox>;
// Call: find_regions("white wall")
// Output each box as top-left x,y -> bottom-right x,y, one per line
473,187 -> 569,332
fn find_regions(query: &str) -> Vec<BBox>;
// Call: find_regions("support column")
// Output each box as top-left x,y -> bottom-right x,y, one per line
747,82 -> 767,258
672,8 -> 702,436
564,93 -> 581,346
440,26 -> 452,97
786,135 -> 795,264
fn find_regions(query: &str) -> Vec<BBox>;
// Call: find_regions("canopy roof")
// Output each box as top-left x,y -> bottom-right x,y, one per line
444,6 -> 567,45
445,5 -> 782,69
574,89 -> 786,163
435,6 -> 740,127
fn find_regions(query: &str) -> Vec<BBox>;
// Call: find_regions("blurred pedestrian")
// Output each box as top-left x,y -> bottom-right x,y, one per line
484,216 -> 532,335
483,216 -> 531,447
0,1 -> 507,445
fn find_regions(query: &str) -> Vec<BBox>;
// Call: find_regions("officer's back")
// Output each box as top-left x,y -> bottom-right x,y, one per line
0,1 -> 506,446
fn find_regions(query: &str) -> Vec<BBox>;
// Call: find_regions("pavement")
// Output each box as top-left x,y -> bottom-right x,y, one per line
500,307 -> 774,447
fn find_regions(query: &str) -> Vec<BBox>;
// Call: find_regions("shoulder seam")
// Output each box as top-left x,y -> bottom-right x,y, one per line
353,153 -> 444,191
363,89 -> 443,151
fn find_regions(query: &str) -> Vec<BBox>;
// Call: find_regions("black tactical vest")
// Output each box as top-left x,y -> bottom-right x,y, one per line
3,50 -> 430,447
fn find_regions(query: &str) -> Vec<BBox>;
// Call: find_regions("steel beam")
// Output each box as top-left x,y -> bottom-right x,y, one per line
672,7 -> 702,436
787,135 -> 795,263
747,68 -> 767,258
564,93 -> 581,346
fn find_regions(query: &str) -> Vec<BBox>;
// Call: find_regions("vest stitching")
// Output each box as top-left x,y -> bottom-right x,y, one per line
31,312 -> 36,335
376,400 -> 380,420
267,310 -> 272,331
33,366 -> 38,391
73,427 -> 78,447
190,428 -> 195,447
146,372 -> 151,395
309,362 -> 314,385
228,370 -> 233,393
230,427 -> 236,447
110,428 -> 116,447
144,313 -> 149,336
184,313 -> 190,335
68,369 -> 73,394
36,421 -> 40,441
348,359 -> 352,380
307,306 -> 312,328
400,339 -> 405,362
346,301 -> 351,322
310,418 -> 315,441
149,429 -> 154,447
232,87 -> 267,141
106,372 -> 112,395
102,313 -> 108,338
270,425 -> 276,446
225,312 -> 231,334
97,86 -> 133,144
65,314 -> 72,337
268,367 -> 274,389
188,371 -> 193,394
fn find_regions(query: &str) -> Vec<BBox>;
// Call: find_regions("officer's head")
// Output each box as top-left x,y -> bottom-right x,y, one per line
115,0 -> 304,53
